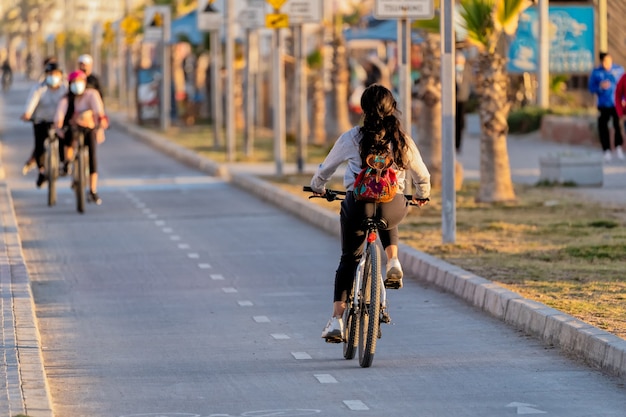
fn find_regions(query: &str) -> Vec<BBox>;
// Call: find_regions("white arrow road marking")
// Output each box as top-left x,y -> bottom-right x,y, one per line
506,402 -> 547,415
343,400 -> 369,411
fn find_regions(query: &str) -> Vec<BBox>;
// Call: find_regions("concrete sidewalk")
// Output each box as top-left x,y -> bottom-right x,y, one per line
110,111 -> 626,380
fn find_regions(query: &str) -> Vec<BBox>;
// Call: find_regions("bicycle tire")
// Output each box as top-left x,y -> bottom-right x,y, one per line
358,243 -> 381,368
47,138 -> 58,206
342,298 -> 358,360
75,144 -> 86,213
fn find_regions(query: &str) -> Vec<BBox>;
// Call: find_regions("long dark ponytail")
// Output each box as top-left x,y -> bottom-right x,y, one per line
358,84 -> 410,169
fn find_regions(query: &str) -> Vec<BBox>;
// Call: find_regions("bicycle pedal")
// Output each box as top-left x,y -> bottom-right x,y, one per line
324,337 -> 342,344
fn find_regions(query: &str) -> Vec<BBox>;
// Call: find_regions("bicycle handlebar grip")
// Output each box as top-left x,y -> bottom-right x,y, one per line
303,186 -> 313,192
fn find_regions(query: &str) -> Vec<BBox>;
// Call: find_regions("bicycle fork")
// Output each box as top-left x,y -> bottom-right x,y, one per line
353,238 -> 389,323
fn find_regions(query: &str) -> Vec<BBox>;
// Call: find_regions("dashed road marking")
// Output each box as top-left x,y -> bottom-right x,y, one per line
178,243 -> 190,249
163,227 -> 173,233
170,235 -> 181,241
143,208 -> 152,214
238,300 -> 254,306
253,316 -> 270,323
343,400 -> 369,411
155,220 -> 166,226
210,274 -> 224,280
187,253 -> 199,258
148,214 -> 158,219
292,352 -> 312,360
271,333 -> 290,340
136,203 -> 146,208
314,374 -> 337,383
222,287 -> 238,293
198,263 -> 211,269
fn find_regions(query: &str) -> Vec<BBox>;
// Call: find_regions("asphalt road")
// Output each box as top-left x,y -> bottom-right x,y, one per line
1,80 -> 625,417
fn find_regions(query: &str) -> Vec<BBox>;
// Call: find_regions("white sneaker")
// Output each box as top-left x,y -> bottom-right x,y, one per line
617,147 -> 625,160
321,316 -> 344,343
604,150 -> 613,162
385,258 -> 403,289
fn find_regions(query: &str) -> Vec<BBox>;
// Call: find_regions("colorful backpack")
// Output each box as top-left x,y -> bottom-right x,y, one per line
353,151 -> 398,203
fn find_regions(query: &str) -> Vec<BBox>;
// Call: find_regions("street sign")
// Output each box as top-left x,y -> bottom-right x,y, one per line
198,0 -> 223,31
239,1 -> 266,29
374,0 -> 434,20
266,13 -> 289,28
144,6 -> 171,42
282,0 -> 323,24
267,0 -> 287,10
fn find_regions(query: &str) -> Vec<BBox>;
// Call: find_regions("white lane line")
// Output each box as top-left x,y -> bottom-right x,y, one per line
314,374 -> 337,383
148,214 -> 158,219
170,235 -> 181,241
343,400 -> 369,411
292,352 -> 312,360
253,316 -> 270,323
155,220 -> 166,226
271,333 -> 290,340
222,287 -> 238,293
178,243 -> 190,249
163,227 -> 173,233
210,274 -> 224,280
238,300 -> 254,307
198,263 -> 211,269
143,208 -> 152,214
136,203 -> 146,209
187,253 -> 199,259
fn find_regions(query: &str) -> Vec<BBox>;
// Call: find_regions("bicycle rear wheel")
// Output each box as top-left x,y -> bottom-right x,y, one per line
343,297 -> 358,360
47,138 -> 58,206
358,243 -> 381,368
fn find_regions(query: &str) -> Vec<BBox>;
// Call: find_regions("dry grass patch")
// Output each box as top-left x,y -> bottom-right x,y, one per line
269,175 -> 626,338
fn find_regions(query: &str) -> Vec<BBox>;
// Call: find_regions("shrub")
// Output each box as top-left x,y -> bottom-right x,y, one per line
508,106 -> 551,133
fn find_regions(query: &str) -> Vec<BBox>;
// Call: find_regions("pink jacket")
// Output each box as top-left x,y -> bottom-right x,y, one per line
54,88 -> 106,130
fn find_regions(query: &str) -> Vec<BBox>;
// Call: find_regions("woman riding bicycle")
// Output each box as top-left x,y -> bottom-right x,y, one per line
309,84 -> 431,342
54,70 -> 108,205
20,60 -> 67,187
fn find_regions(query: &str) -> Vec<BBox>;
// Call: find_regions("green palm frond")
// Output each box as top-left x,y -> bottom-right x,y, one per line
459,0 -> 495,49
494,0 -> 532,35
413,15 -> 440,33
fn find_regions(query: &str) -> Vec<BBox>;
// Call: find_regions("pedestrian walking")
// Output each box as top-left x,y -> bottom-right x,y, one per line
612,71 -> 626,160
588,52 -> 624,161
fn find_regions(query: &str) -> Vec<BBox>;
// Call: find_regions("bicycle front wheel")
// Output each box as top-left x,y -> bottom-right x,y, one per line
358,243 -> 381,368
75,145 -> 87,213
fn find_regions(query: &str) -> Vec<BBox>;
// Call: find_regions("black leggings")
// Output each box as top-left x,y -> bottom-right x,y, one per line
68,127 -> 98,174
32,122 -> 65,168
333,192 -> 409,303
597,107 -> 624,151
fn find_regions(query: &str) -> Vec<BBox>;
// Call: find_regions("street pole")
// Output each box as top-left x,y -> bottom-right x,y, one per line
225,0 -> 236,162
441,0 -> 456,244
295,23 -> 308,173
160,28 -> 171,131
272,26 -> 286,176
537,0 -> 549,108
211,30 -> 222,149
397,18 -> 411,132
245,28 -> 257,158
598,0 -> 607,53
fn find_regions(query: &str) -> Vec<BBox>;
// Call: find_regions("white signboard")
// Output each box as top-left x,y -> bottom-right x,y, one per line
144,6 -> 171,42
374,0 -> 434,19
283,0 -> 323,24
198,0 -> 223,31
239,2 -> 266,29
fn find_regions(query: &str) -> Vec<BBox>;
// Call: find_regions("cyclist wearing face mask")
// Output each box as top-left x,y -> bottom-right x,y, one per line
20,61 -> 68,187
54,70 -> 109,205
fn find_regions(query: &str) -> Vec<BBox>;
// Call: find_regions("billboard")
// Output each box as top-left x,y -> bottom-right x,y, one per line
508,6 -> 595,74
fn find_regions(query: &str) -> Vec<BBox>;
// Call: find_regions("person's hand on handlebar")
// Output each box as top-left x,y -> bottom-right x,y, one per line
412,194 -> 430,207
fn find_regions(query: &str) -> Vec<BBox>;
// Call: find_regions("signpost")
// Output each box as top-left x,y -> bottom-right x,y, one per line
144,6 -> 171,131
267,0 -> 287,175
197,0 -> 223,149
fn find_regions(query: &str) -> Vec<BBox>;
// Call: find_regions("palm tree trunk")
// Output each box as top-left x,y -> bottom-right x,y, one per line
329,30 -> 351,139
476,52 -> 516,202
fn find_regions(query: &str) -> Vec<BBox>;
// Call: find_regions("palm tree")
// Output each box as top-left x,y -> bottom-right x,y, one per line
459,0 -> 531,202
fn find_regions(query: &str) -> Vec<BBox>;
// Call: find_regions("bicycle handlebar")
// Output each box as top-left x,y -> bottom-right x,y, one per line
302,186 -> 430,206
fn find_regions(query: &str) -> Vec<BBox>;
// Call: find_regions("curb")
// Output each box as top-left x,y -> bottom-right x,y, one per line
113,115 -> 626,379
0,182 -> 55,417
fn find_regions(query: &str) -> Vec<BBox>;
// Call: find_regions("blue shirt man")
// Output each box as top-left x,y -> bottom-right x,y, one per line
588,52 -> 624,160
